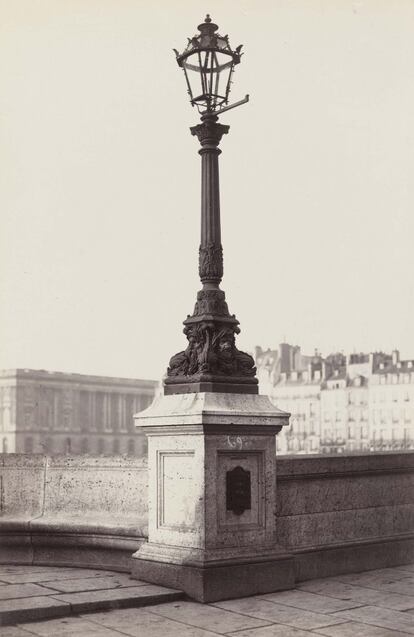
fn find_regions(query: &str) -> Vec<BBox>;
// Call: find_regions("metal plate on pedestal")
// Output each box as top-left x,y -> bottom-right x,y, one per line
226,466 -> 251,515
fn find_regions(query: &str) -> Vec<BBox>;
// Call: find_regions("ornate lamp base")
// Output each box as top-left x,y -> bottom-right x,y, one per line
165,287 -> 258,395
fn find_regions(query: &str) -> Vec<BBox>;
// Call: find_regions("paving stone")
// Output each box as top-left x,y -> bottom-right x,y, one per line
0,569 -> 117,585
260,589 -> 363,614
395,564 -> 414,574
331,605 -> 414,634
16,616 -> 128,636
0,567 -> 57,575
149,600 -> 272,633
0,627 -> 36,637
213,598 -> 346,631
366,567 -> 414,578
53,584 -> 183,613
0,584 -> 57,601
0,596 -> 70,626
334,570 -> 414,589
315,620 -> 412,636
379,581 -> 414,597
84,607 -> 222,636
39,575 -> 146,593
298,578 -> 414,611
227,625 -> 317,636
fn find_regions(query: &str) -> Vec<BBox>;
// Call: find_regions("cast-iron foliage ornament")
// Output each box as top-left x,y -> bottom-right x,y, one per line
165,16 -> 258,395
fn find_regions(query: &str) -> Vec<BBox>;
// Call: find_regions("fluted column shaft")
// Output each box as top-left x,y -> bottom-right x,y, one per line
191,114 -> 229,286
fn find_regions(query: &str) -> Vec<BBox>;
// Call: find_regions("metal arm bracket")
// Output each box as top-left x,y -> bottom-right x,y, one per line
214,94 -> 249,116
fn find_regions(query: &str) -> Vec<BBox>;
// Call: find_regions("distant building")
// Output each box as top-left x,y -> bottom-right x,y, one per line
369,351 -> 414,451
0,369 -> 158,456
256,344 -> 414,454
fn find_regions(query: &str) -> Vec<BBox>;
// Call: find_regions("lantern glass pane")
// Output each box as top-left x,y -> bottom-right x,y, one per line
180,45 -> 235,110
184,68 -> 207,103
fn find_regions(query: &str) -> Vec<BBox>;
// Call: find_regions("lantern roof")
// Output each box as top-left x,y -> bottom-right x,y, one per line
174,15 -> 242,71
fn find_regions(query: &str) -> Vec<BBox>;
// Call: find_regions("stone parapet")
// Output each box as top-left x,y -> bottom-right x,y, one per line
0,452 -> 413,581
276,453 -> 414,580
0,454 -> 148,571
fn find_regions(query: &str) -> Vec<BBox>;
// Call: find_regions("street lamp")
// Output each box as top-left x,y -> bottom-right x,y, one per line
165,15 -> 257,395
132,18 -> 291,599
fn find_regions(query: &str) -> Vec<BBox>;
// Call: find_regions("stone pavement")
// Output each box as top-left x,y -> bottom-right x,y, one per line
0,566 -> 183,627
1,564 -> 414,636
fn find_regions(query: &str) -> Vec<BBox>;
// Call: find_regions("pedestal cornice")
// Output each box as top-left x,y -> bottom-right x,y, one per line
134,391 -> 290,431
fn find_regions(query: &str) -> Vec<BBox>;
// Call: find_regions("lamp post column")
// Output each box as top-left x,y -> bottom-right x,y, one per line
164,113 -> 258,395
192,113 -> 229,288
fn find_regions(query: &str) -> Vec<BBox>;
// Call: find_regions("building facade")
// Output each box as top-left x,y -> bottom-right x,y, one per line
0,369 -> 158,456
256,344 -> 414,454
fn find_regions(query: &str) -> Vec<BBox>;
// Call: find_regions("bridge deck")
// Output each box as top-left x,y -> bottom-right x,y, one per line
1,563 -> 414,635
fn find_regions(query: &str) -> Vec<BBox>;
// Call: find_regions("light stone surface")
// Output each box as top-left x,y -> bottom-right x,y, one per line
2,564 -> 414,635
134,391 -> 290,428
133,392 -> 289,582
0,627 -> 36,637
333,568 -> 414,588
16,617 -> 127,636
0,583 -> 57,600
298,578 -> 414,611
0,455 -> 46,517
375,580 -> 414,596
315,621 -> 412,637
143,432 -> 204,550
260,589 -> 364,613
277,505 -> 413,548
275,453 -> 414,565
331,605 -> 414,634
227,627 -> 334,637
277,473 -> 414,517
38,575 -> 145,593
2,453 -> 413,582
149,600 -> 273,633
41,456 -> 147,522
0,566 -> 184,628
83,607 -> 223,636
0,569 -> 120,585
0,456 -> 148,573
0,595 -> 70,624
53,584 -> 182,612
213,598 -> 346,630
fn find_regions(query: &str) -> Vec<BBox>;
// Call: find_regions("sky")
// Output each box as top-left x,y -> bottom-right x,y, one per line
1,0 -> 413,381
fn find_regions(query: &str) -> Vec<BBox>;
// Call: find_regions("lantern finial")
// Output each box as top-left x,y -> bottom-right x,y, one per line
205,14 -> 211,23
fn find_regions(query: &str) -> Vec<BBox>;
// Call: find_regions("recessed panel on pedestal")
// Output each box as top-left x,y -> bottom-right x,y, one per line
157,451 -> 196,531
218,452 -> 264,530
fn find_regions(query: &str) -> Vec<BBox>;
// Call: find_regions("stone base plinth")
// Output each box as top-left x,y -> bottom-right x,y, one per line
132,543 -> 294,603
132,392 -> 291,603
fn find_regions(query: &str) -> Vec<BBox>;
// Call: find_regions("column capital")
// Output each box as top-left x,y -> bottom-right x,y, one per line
190,118 -> 229,148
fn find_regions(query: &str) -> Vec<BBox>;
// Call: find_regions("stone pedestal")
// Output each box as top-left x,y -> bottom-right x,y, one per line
131,392 -> 294,602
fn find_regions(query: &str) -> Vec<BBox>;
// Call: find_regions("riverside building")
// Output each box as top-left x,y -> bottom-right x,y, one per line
256,344 -> 414,454
0,369 -> 158,455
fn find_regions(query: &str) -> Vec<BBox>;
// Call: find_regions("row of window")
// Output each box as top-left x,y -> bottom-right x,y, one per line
17,436 -> 146,456
20,393 -> 153,433
377,374 -> 413,384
